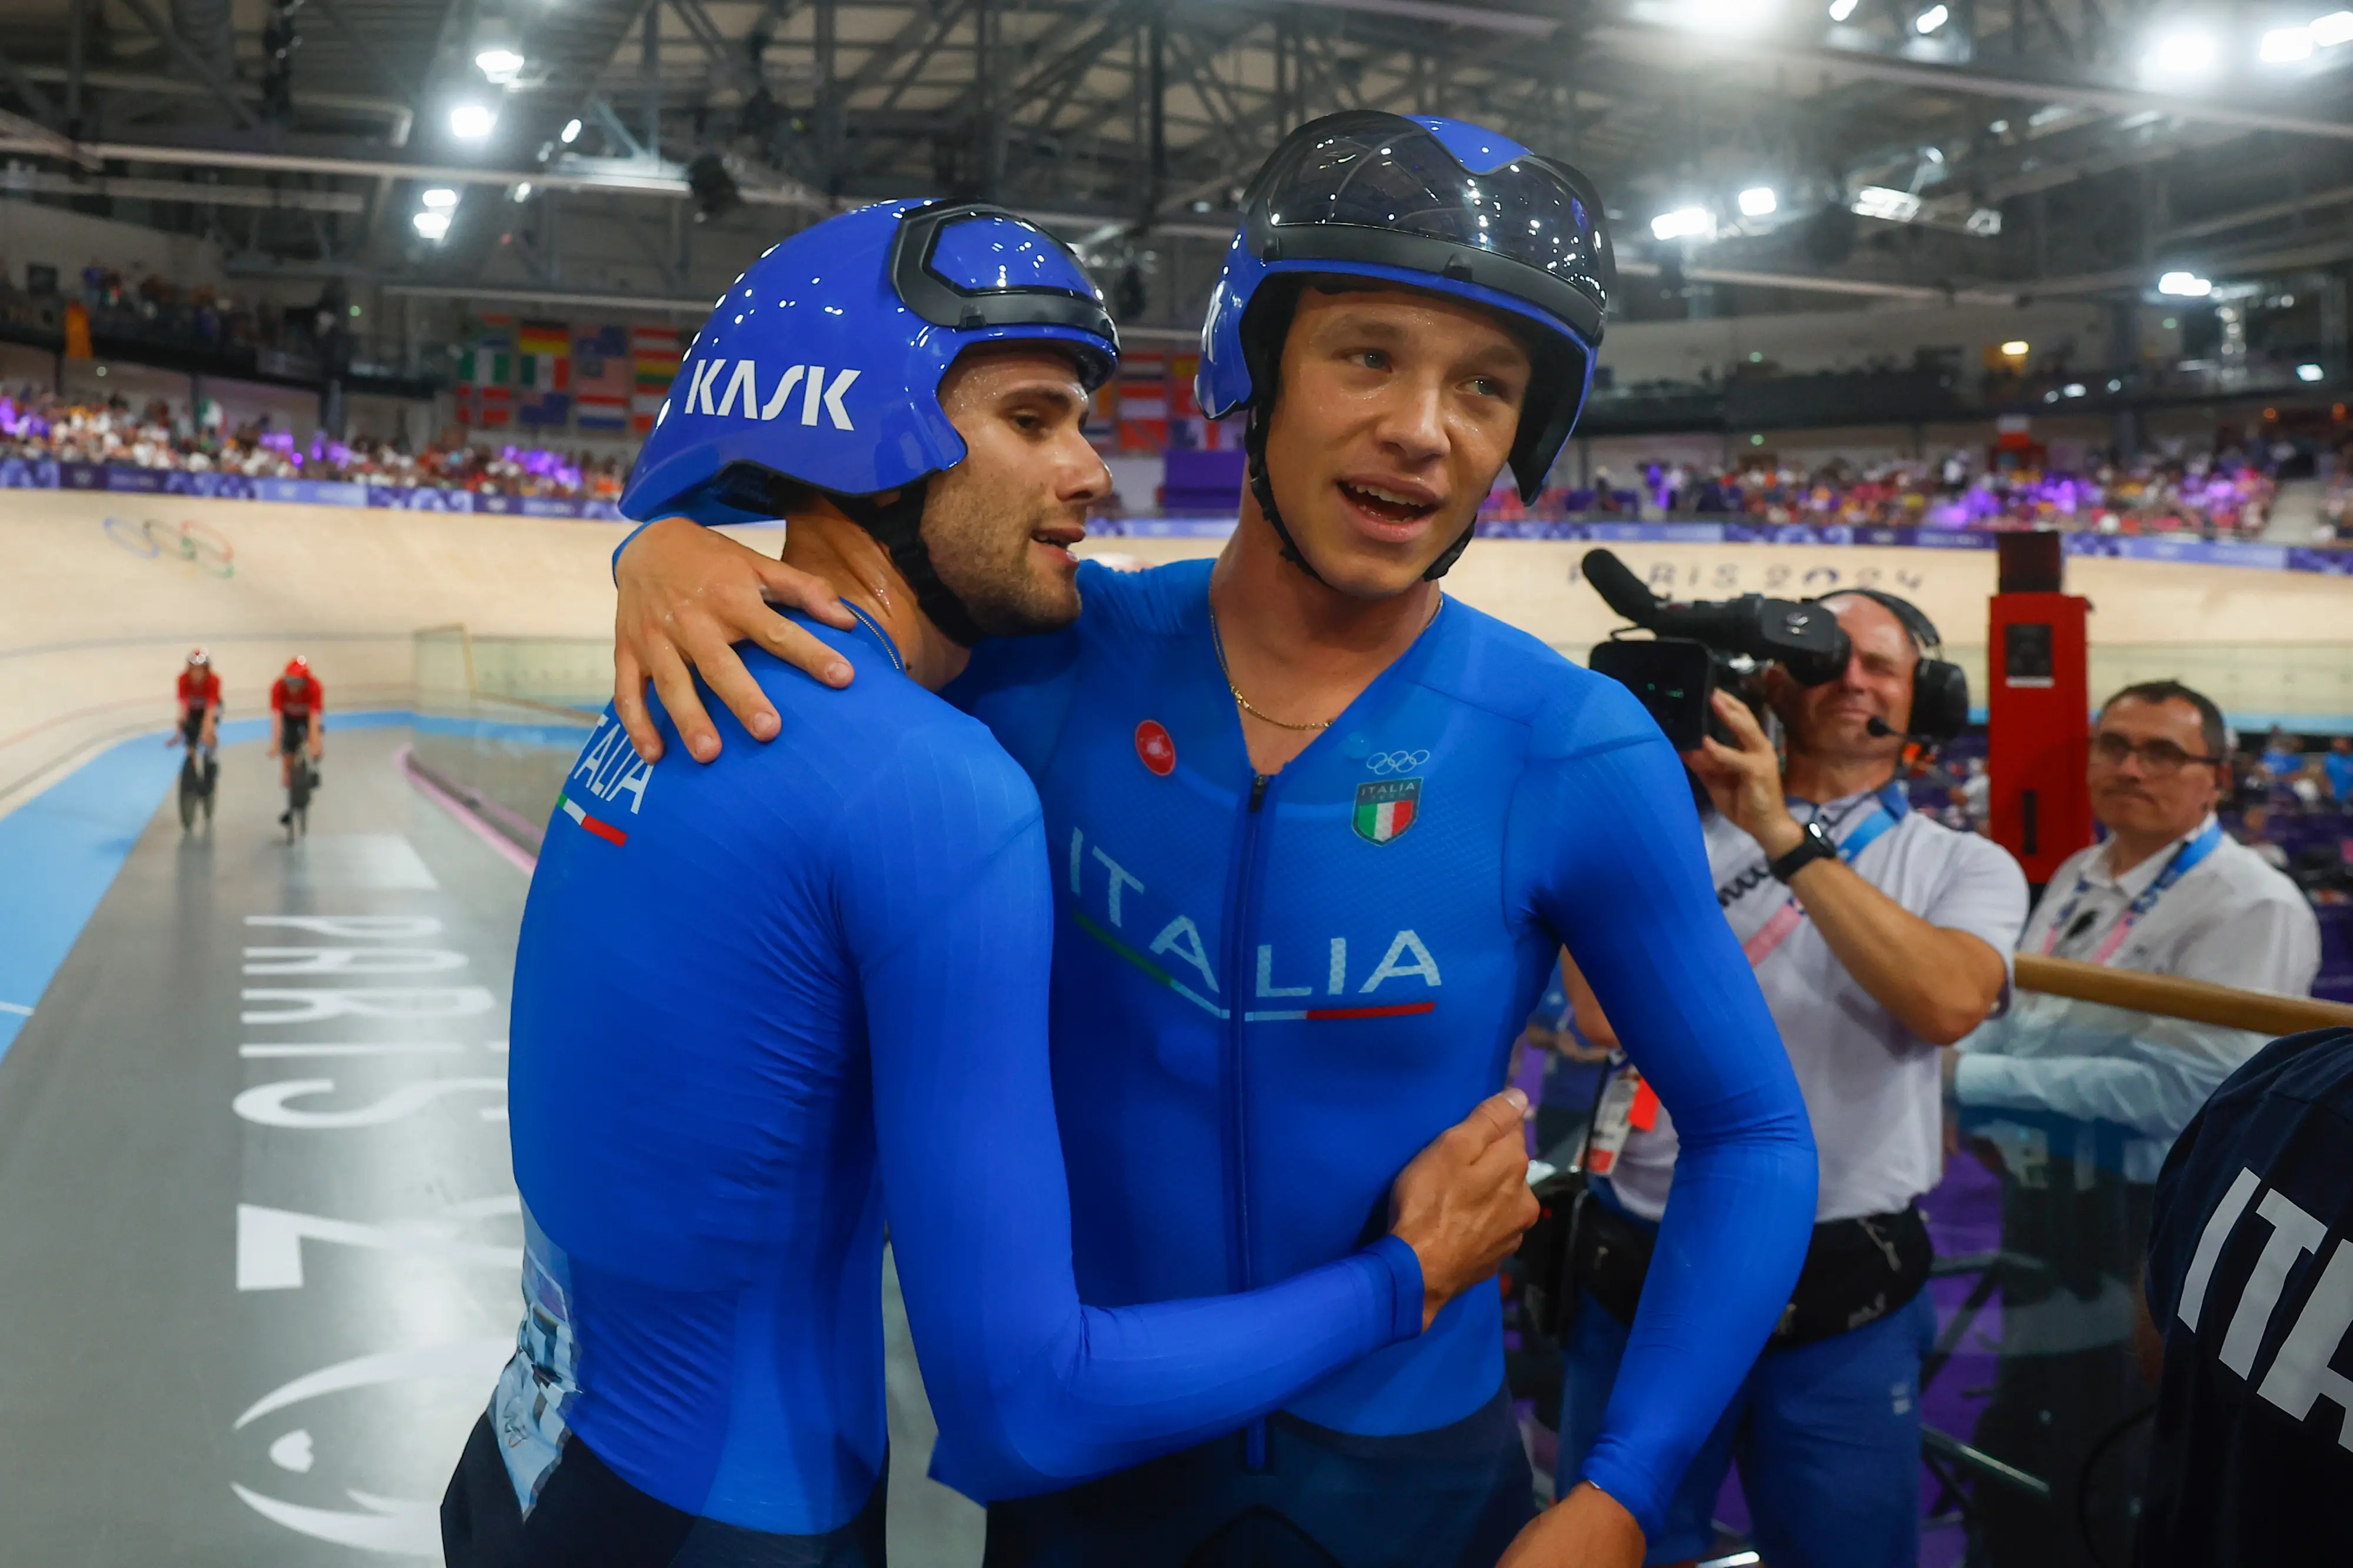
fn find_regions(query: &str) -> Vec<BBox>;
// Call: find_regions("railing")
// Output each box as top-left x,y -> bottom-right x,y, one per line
409,624 -> 601,852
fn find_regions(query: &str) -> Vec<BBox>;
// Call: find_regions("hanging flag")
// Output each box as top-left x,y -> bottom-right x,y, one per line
1116,351 -> 1167,452
456,315 -> 514,428
1166,352 -> 1227,451
574,324 -> 631,431
1085,376 -> 1118,453
631,324 -> 682,435
516,319 -> 572,428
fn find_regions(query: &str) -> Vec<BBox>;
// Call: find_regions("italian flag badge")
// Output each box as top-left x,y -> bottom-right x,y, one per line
1352,778 -> 1420,845
559,792 -> 629,846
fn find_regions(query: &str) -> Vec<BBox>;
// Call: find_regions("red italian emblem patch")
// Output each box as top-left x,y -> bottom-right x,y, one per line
1135,720 -> 1176,776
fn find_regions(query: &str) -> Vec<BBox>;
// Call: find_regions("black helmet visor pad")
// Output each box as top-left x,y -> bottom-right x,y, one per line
888,201 -> 1121,392
1244,117 -> 1611,498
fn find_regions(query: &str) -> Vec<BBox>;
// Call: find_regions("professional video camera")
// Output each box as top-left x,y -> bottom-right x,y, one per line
1580,548 -> 1850,750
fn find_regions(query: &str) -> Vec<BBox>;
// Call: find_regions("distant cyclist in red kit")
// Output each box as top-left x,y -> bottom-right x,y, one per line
172,648 -> 223,809
268,656 -> 325,823
174,648 -> 222,753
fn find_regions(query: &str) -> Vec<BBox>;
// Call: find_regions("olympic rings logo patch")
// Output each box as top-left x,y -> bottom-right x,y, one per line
1365,749 -> 1431,776
103,516 -> 236,579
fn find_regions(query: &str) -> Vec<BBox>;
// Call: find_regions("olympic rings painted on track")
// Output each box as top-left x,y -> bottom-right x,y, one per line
1365,749 -> 1431,776
102,515 -> 161,559
102,516 -> 236,579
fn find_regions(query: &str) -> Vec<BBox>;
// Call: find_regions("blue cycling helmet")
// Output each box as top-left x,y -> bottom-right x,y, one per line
620,199 -> 1118,642
1197,111 -> 1613,579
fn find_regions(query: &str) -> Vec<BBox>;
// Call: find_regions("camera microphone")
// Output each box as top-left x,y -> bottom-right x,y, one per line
1581,549 -> 1666,627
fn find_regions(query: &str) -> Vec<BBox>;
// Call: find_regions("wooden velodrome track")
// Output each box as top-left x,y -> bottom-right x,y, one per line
5,485 -> 2351,813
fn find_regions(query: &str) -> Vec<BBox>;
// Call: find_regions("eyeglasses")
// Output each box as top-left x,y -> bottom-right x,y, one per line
2090,732 -> 2222,772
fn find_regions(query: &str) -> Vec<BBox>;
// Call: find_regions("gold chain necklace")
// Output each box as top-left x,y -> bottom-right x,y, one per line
1210,607 -> 1334,733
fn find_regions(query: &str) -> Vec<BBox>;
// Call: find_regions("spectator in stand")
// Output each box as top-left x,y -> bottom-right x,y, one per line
2238,804 -> 2290,872
2326,736 -> 2353,806
2289,759 -> 2329,813
1959,755 -> 1991,834
2262,726 -> 2302,783
0,391 -> 622,503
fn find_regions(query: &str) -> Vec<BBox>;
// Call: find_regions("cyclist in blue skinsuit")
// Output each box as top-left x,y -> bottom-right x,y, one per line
443,200 -> 1542,1568
611,115 -> 1819,1567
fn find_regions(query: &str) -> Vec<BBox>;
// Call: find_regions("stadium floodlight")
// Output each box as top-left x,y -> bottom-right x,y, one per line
1650,205 -> 1716,242
2158,270 -> 2214,297
2261,25 -> 2315,62
475,46 -> 525,83
2142,28 -> 2219,78
1914,4 -> 1949,34
412,210 -> 452,241
1677,0 -> 1777,32
421,186 -> 459,209
1852,186 -> 1922,222
450,102 -> 498,139
2064,383 -> 2087,398
2298,362 -> 2327,382
2316,11 -> 2353,46
2000,340 -> 2029,357
1967,207 -> 2004,236
1827,0 -> 1858,18
561,118 -> 582,144
1738,186 -> 1778,218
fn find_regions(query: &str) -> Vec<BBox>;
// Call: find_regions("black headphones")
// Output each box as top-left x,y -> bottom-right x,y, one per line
1814,588 -> 1971,746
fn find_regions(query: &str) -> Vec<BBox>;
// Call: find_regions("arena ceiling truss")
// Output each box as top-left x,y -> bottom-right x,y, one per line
0,0 -> 2347,332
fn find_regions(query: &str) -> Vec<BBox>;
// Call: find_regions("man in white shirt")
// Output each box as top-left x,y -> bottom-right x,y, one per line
1950,679 -> 2321,1568
1953,680 -> 2322,1177
1557,591 -> 2029,1568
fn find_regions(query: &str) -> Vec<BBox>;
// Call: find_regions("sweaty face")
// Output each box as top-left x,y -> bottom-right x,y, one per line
2088,696 -> 2224,843
919,343 -> 1108,638
1260,286 -> 1531,598
1767,595 -> 1915,763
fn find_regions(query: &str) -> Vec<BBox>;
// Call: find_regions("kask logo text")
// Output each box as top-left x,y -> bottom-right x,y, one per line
682,359 -> 861,429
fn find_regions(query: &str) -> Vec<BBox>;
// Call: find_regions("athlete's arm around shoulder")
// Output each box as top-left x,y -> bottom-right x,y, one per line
846,717 -> 1538,1500
1505,669 -> 1818,1544
609,515 -> 866,763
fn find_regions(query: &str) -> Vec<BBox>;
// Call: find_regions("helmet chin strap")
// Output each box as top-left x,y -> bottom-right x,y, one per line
1241,402 -> 1475,586
832,479 -> 991,649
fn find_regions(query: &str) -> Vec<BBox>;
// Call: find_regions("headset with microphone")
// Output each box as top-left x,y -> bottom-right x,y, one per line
1812,588 -> 1971,748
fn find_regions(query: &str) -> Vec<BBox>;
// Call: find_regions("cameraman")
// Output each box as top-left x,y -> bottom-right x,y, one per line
1553,591 -> 2028,1568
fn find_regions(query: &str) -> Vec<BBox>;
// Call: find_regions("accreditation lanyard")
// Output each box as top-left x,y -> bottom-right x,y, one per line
2036,819 -> 2225,968
1737,780 -> 1912,968
1588,780 -> 1912,1176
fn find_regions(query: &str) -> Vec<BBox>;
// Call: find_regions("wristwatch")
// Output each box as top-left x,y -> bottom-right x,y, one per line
1768,819 -> 1838,883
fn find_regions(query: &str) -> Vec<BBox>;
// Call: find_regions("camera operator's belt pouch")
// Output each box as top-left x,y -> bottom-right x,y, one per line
1548,1176 -> 1932,1349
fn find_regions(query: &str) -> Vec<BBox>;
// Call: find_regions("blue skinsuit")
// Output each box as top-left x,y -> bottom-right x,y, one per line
942,559 -> 1817,1556
485,612 -> 1428,1555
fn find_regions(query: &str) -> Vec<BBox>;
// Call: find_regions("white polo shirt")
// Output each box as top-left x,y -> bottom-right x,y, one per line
1955,815 -> 2322,1180
1610,785 -> 2031,1224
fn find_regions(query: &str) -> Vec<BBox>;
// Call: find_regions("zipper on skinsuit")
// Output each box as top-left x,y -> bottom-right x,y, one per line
1228,770 -> 1274,1472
